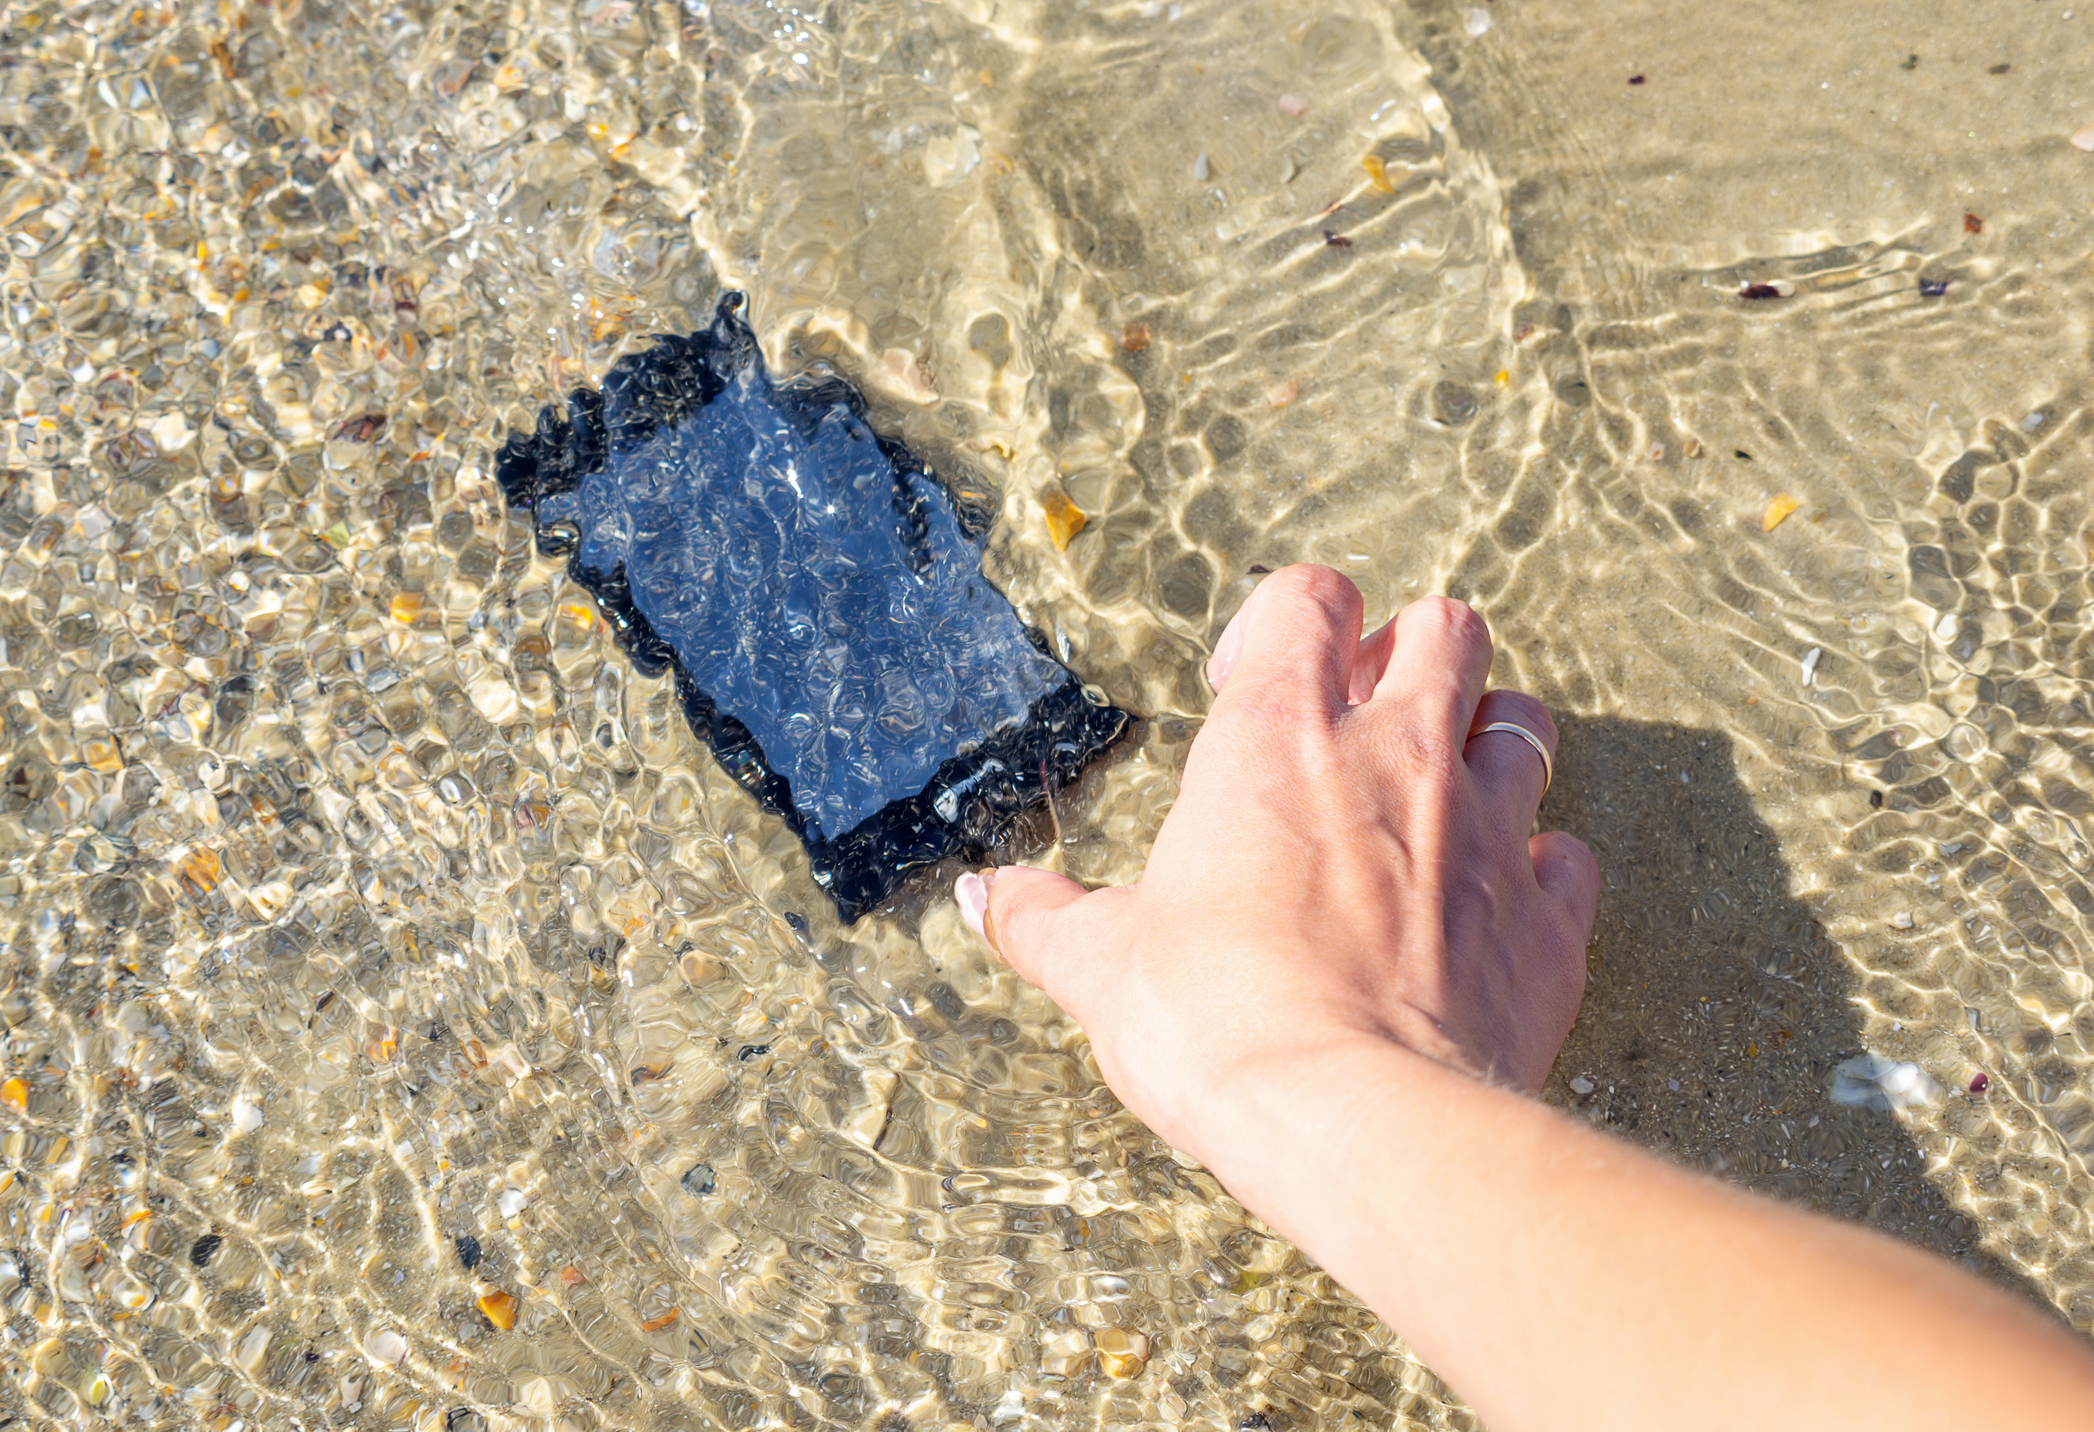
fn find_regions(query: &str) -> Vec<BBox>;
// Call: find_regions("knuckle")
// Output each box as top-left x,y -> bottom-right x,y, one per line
1410,594 -> 1490,649
1272,564 -> 1364,625
1485,690 -> 1558,747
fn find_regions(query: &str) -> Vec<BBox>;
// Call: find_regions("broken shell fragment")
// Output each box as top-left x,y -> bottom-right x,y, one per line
1041,489 -> 1089,550
1096,1326 -> 1150,1378
1830,1053 -> 1941,1112
478,1289 -> 519,1329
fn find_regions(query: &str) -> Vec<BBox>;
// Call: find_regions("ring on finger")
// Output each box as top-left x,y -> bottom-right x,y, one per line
1469,721 -> 1552,796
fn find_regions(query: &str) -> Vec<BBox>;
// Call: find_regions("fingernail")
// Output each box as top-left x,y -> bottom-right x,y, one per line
1206,602 -> 1252,690
955,868 -> 997,941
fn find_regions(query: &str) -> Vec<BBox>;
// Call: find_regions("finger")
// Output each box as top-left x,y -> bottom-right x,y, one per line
1464,690 -> 1558,829
1530,829 -> 1600,938
956,865 -> 1088,989
1370,595 -> 1494,750
1347,616 -> 1398,705
1203,579 -> 1267,691
1209,565 -> 1364,710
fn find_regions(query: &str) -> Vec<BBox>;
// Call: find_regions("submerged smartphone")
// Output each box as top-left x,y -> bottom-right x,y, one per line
495,292 -> 1130,920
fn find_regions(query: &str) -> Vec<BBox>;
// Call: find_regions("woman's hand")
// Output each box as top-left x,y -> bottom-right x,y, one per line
957,564 -> 1599,1172
958,564 -> 2094,1432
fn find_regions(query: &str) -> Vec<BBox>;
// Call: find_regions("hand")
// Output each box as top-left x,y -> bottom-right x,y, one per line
956,565 -> 1599,1175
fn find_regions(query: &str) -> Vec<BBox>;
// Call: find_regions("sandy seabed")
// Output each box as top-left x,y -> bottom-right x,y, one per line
2,0 -> 2092,1427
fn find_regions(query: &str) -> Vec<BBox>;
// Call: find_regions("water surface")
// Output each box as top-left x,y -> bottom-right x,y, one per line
3,0 -> 2093,1427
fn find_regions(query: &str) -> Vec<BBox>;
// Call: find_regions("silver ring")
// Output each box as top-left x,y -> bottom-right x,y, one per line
1470,721 -> 1552,796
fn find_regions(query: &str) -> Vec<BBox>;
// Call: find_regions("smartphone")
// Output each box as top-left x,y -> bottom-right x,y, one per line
495,292 -> 1130,920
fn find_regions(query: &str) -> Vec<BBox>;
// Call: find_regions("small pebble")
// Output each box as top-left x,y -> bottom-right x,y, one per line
1192,152 -> 1211,182
1121,321 -> 1152,353
2075,128 -> 2094,152
1277,93 -> 1306,118
1569,1075 -> 1596,1095
230,1096 -> 263,1134
1266,379 -> 1299,408
1969,1072 -> 1991,1094
1096,1326 -> 1151,1378
1800,646 -> 1821,685
477,1289 -> 519,1330
1040,489 -> 1089,550
1891,911 -> 1914,929
1463,7 -> 1491,36
1918,276 -> 1949,297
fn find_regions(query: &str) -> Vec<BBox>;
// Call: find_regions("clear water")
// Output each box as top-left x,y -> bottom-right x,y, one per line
2,0 -> 2092,1427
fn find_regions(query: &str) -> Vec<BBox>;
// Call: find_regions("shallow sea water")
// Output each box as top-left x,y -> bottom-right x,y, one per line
3,0 -> 2093,1427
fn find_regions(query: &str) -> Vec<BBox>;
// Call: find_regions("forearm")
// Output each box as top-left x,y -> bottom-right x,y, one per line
1201,1036 -> 2094,1432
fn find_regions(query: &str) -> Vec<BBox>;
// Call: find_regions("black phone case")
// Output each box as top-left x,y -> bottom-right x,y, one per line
495,292 -> 1130,920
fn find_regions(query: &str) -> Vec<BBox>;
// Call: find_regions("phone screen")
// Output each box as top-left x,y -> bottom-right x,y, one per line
496,293 -> 1129,919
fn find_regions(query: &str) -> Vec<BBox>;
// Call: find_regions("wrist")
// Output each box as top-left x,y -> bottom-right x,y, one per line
1174,1030 -> 1447,1226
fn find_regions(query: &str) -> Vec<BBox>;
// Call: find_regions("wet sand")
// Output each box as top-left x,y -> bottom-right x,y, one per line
0,0 -> 2091,1427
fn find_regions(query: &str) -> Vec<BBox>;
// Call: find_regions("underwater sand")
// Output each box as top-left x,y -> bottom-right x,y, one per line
2,0 -> 2092,1426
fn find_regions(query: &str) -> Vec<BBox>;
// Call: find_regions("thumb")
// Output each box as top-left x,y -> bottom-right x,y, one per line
954,865 -> 1089,989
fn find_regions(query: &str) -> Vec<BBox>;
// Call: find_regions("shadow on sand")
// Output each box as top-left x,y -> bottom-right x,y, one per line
1543,713 -> 2037,1300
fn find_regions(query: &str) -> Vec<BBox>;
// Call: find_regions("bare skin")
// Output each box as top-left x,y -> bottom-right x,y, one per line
955,564 -> 2094,1432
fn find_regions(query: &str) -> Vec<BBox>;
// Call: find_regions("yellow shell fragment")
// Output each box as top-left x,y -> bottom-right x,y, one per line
1041,489 -> 1089,550
388,592 -> 425,624
1361,154 -> 1395,193
641,1308 -> 680,1331
477,1289 -> 519,1330
2,1078 -> 27,1114
1762,493 -> 1800,531
179,847 -> 223,895
1096,1326 -> 1150,1378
